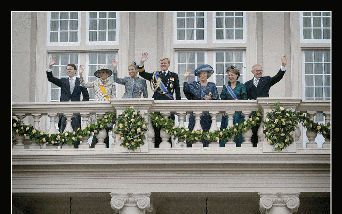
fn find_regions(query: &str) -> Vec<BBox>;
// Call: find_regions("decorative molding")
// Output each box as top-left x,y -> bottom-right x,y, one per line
259,192 -> 300,213
110,193 -> 152,212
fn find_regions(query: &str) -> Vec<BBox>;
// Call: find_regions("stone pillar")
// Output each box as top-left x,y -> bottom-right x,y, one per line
110,193 -> 153,214
259,192 -> 300,214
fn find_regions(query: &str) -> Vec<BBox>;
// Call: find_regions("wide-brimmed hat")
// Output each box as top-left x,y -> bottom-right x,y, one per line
194,64 -> 214,77
94,66 -> 112,78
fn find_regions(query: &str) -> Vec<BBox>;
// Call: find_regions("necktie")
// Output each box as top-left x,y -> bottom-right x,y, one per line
69,78 -> 75,94
254,78 -> 259,87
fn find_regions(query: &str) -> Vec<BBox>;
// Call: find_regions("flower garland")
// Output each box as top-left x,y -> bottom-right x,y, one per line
114,106 -> 147,150
12,112 -> 116,146
263,104 -> 299,151
150,110 -> 263,143
263,103 -> 331,151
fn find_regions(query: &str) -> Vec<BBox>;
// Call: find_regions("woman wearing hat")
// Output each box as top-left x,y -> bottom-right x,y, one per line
79,65 -> 116,148
183,64 -> 219,147
111,59 -> 148,98
219,65 -> 247,147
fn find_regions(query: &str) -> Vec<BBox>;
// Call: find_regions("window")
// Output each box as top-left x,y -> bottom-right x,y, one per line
214,12 -> 245,41
176,51 -> 206,98
303,50 -> 331,100
215,50 -> 245,93
301,12 -> 331,41
88,12 -> 118,43
175,12 -> 205,42
48,12 -> 79,43
48,53 -> 79,101
86,52 -> 118,100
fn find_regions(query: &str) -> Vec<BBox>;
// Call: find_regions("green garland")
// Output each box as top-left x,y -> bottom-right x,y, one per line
263,103 -> 331,151
114,106 -> 147,150
150,110 -> 263,143
12,112 -> 116,146
12,105 -> 330,151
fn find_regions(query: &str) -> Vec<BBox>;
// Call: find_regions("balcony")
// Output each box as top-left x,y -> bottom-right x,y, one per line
12,98 -> 331,214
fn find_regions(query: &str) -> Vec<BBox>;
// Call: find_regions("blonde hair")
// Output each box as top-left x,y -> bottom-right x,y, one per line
159,57 -> 170,64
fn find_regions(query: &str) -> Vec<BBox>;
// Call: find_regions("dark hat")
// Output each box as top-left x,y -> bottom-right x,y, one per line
194,64 -> 214,77
94,66 -> 112,78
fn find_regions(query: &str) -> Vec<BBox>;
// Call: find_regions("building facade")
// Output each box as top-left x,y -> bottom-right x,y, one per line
12,11 -> 331,214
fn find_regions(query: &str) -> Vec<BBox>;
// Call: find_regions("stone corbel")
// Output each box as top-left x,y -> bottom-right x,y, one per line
259,192 -> 300,214
110,193 -> 152,213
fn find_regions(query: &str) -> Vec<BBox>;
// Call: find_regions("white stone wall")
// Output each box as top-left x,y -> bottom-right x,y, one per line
11,11 -> 329,102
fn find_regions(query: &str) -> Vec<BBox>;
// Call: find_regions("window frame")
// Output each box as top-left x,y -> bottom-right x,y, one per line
300,11 -> 331,43
173,11 -> 208,44
47,12 -> 81,46
212,11 -> 247,43
86,11 -> 120,45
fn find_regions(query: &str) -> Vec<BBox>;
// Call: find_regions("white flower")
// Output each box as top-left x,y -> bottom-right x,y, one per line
32,129 -> 36,134
280,107 -> 285,111
13,123 -> 16,127
26,127 -> 29,131
64,132 -> 68,136
42,138 -> 46,142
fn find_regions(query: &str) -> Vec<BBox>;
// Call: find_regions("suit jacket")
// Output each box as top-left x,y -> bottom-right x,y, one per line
244,69 -> 285,100
46,71 -> 90,102
139,69 -> 181,100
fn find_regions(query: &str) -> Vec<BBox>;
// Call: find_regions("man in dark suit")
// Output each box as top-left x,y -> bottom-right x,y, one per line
137,52 -> 181,147
46,56 -> 89,147
244,55 -> 287,147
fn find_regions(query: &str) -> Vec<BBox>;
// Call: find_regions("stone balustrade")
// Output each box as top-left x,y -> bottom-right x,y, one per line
12,98 -> 330,154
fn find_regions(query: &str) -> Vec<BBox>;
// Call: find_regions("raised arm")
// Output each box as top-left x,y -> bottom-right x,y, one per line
46,56 -> 62,87
79,65 -> 94,88
270,55 -> 287,87
137,52 -> 153,81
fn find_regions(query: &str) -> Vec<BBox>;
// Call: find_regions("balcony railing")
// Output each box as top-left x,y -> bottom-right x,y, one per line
12,98 -> 330,154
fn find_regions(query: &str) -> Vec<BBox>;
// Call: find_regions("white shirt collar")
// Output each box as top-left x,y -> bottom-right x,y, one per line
69,76 -> 76,81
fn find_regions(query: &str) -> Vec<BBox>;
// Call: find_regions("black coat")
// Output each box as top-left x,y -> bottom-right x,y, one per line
139,69 -> 181,100
244,69 -> 285,100
46,71 -> 89,101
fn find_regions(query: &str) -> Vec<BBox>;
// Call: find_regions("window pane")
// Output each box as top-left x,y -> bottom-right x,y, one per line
89,31 -> 97,41
186,18 -> 194,28
324,75 -> 330,86
216,64 -> 224,75
305,87 -> 314,98
51,89 -> 59,101
216,18 -> 223,28
305,63 -> 313,74
108,31 -> 116,41
323,63 -> 330,74
216,75 -> 224,86
108,19 -> 116,30
108,12 -> 116,18
225,18 -> 234,28
225,52 -> 233,62
314,52 -> 323,62
50,21 -> 58,31
226,29 -> 234,39
324,87 -> 330,99
315,75 -> 323,86
99,19 -> 107,30
303,12 -> 311,16
315,87 -> 323,98
314,63 -> 323,74
177,12 -> 185,17
60,32 -> 68,42
197,53 -> 205,63
177,18 -> 185,28
303,17 -> 311,27
98,53 -> 106,64
51,12 -> 59,19
313,29 -> 322,39
69,32 -> 77,42
305,51 -> 313,62
60,20 -> 68,30
323,29 -> 330,39
303,29 -> 312,39
322,17 -> 330,27
89,12 -> 97,18
216,52 -> 224,62
235,29 -> 243,39
70,12 -> 78,19
235,17 -> 243,28
313,17 -> 321,27
196,30 -> 204,40
186,12 -> 194,17
89,20 -> 97,30
177,30 -> 185,40
305,75 -> 314,86
323,51 -> 330,62
99,31 -> 106,41
60,12 -> 68,19
216,29 -> 223,39
99,12 -> 107,18
186,29 -> 194,40
196,18 -> 204,28
69,20 -> 78,30
235,52 -> 243,62
89,53 -> 97,64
